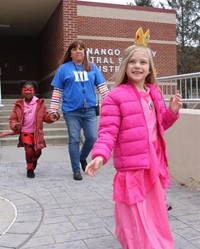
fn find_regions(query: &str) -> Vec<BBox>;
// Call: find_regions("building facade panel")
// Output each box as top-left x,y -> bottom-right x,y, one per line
78,17 -> 176,42
77,3 -> 176,24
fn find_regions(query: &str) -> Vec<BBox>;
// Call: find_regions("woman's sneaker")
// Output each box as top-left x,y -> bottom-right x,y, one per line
167,204 -> 172,211
80,159 -> 87,172
73,171 -> 82,180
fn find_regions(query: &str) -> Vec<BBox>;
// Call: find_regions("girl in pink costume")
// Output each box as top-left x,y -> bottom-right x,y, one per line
86,43 -> 182,248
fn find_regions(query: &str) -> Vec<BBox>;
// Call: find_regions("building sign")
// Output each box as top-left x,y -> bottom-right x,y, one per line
87,48 -> 157,73
87,48 -> 122,73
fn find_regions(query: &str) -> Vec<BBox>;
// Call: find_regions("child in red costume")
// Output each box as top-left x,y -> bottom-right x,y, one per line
1,80 -> 59,178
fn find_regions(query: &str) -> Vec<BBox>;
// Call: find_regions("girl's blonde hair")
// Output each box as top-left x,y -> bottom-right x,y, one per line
112,45 -> 157,87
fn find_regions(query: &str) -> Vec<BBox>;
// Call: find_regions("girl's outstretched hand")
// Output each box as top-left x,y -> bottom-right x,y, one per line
169,91 -> 182,114
85,156 -> 104,177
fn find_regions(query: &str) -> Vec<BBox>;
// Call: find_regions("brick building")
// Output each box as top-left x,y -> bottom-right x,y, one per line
0,0 -> 176,98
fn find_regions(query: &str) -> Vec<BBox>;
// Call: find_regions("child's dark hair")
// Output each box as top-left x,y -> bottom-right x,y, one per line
19,80 -> 38,91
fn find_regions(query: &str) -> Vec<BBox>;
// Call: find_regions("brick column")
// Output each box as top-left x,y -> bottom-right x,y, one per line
63,0 -> 78,51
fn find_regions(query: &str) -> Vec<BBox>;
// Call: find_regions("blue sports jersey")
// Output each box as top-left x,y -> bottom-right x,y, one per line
51,61 -> 105,112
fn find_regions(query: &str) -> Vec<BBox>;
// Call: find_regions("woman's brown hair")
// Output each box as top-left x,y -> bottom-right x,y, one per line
59,39 -> 91,71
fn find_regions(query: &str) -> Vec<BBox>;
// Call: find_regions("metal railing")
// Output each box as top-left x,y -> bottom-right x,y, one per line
0,72 -> 199,107
157,72 -> 200,103
106,72 -> 200,106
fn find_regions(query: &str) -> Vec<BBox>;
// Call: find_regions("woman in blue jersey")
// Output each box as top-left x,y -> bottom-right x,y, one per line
50,39 -> 109,180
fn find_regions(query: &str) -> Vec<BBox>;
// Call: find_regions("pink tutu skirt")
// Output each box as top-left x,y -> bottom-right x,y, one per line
113,139 -> 174,249
115,178 -> 175,249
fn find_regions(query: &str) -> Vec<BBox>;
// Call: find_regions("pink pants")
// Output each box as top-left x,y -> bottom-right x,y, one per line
115,178 -> 175,249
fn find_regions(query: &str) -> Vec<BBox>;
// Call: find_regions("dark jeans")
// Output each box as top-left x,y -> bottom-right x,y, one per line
63,107 -> 97,173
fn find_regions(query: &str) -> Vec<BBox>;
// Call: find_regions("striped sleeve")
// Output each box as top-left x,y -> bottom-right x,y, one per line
50,88 -> 63,113
96,82 -> 109,99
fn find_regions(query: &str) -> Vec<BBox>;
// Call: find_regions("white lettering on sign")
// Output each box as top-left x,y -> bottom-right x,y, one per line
87,48 -> 121,56
87,48 -> 156,73
152,51 -> 157,57
98,65 -> 121,73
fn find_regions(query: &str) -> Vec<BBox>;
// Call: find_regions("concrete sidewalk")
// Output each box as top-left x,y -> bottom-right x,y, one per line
0,145 -> 200,249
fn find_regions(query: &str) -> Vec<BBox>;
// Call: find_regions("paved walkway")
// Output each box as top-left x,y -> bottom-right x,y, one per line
0,145 -> 200,249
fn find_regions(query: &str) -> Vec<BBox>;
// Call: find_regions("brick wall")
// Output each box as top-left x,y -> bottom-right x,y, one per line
0,0 -> 177,97
39,1 -> 63,77
39,0 -> 78,94
77,2 -> 177,79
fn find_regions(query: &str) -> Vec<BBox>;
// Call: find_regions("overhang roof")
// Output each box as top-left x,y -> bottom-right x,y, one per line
0,0 -> 62,37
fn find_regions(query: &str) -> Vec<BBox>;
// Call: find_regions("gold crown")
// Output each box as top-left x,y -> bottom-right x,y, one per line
134,27 -> 150,47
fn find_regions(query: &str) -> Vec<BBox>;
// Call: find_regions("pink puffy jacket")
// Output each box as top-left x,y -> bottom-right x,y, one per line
92,82 -> 179,171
